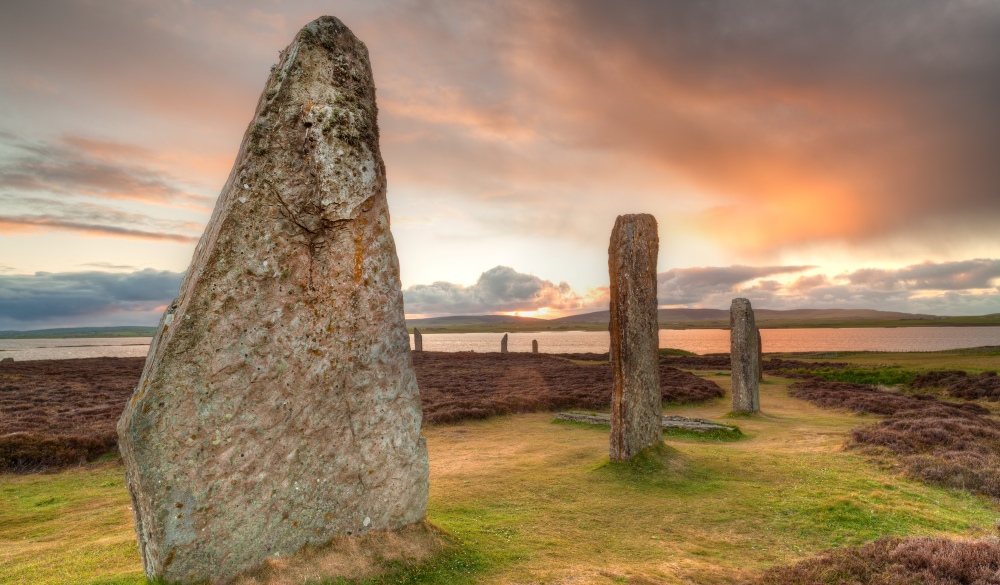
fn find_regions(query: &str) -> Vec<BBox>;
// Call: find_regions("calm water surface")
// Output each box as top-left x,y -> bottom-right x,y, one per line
3,327 -> 1000,361
0,337 -> 154,361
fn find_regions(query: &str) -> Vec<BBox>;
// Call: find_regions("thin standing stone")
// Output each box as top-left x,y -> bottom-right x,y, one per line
116,17 -> 428,584
501,333 -> 508,353
414,328 -> 423,352
731,298 -> 761,412
757,328 -> 764,382
608,214 -> 662,461
532,339 -> 538,353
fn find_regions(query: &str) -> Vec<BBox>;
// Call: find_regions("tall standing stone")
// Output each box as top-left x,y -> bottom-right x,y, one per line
116,17 -> 428,584
757,328 -> 764,382
731,298 -> 760,412
608,214 -> 662,462
413,328 -> 423,352
532,339 -> 538,353
501,333 -> 509,353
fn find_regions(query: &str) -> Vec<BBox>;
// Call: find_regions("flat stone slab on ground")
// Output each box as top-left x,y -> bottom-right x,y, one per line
556,412 -> 739,433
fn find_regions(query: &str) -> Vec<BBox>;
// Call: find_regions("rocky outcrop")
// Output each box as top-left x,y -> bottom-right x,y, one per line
730,298 -> 760,412
607,214 -> 662,461
117,17 -> 428,584
556,412 -> 739,434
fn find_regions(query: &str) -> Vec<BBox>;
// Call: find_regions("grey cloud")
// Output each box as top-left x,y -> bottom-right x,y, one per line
555,1 -> 1000,236
844,259 -> 1000,291
658,265 -> 814,304
0,215 -> 199,243
0,184 -> 205,243
403,265 -> 601,315
695,259 -> 1000,313
0,269 -> 184,328
0,133 -> 212,207
402,261 -> 1000,317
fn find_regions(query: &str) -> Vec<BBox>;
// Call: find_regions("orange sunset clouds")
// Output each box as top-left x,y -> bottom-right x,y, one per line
1,1 -> 998,328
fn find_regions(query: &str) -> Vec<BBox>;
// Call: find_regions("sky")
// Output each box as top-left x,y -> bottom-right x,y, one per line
0,0 -> 998,329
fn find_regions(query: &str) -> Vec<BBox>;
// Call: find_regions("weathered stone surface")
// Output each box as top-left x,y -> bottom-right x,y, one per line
532,339 -> 538,353
501,333 -> 508,354
116,17 -> 428,584
556,412 -> 739,434
608,214 -> 662,461
413,328 -> 422,352
731,298 -> 760,412
757,328 -> 764,382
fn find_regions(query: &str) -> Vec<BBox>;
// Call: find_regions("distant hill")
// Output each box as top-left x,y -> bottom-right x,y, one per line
0,326 -> 158,339
554,308 -> 939,325
406,315 -> 547,327
5,309 -> 999,339
404,308 -> 1000,333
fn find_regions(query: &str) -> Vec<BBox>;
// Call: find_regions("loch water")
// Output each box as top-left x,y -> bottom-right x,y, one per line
3,327 -> 1000,361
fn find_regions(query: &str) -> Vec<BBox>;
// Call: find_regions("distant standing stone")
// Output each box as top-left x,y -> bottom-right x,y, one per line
757,328 -> 764,382
116,17 -> 428,584
532,339 -> 538,353
731,298 -> 761,412
608,214 -> 662,462
501,333 -> 509,353
414,328 -> 423,352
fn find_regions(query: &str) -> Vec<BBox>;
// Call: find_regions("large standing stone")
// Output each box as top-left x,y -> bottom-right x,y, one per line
501,333 -> 509,354
116,17 -> 428,584
531,339 -> 538,353
413,328 -> 423,352
731,298 -> 760,412
608,214 -> 662,461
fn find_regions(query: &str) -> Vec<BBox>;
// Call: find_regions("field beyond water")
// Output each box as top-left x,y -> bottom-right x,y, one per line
3,349 -> 1000,584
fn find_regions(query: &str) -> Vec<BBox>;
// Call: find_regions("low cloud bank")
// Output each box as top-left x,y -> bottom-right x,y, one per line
3,259 -> 998,330
0,269 -> 183,330
403,266 -> 607,316
405,261 -> 1000,317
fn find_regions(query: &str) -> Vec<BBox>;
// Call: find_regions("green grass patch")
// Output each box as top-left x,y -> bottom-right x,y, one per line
663,426 -> 745,442
659,347 -> 697,357
725,410 -> 765,420
797,366 -> 918,386
594,442 -> 689,485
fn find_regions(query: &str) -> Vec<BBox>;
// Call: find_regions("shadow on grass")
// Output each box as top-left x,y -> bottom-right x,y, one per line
318,545 -> 487,585
588,442 -> 723,495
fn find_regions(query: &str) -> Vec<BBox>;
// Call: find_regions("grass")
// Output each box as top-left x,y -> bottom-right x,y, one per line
3,361 -> 1000,583
0,464 -> 145,585
659,347 -> 697,357
773,348 -> 1000,373
797,366 -> 919,386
